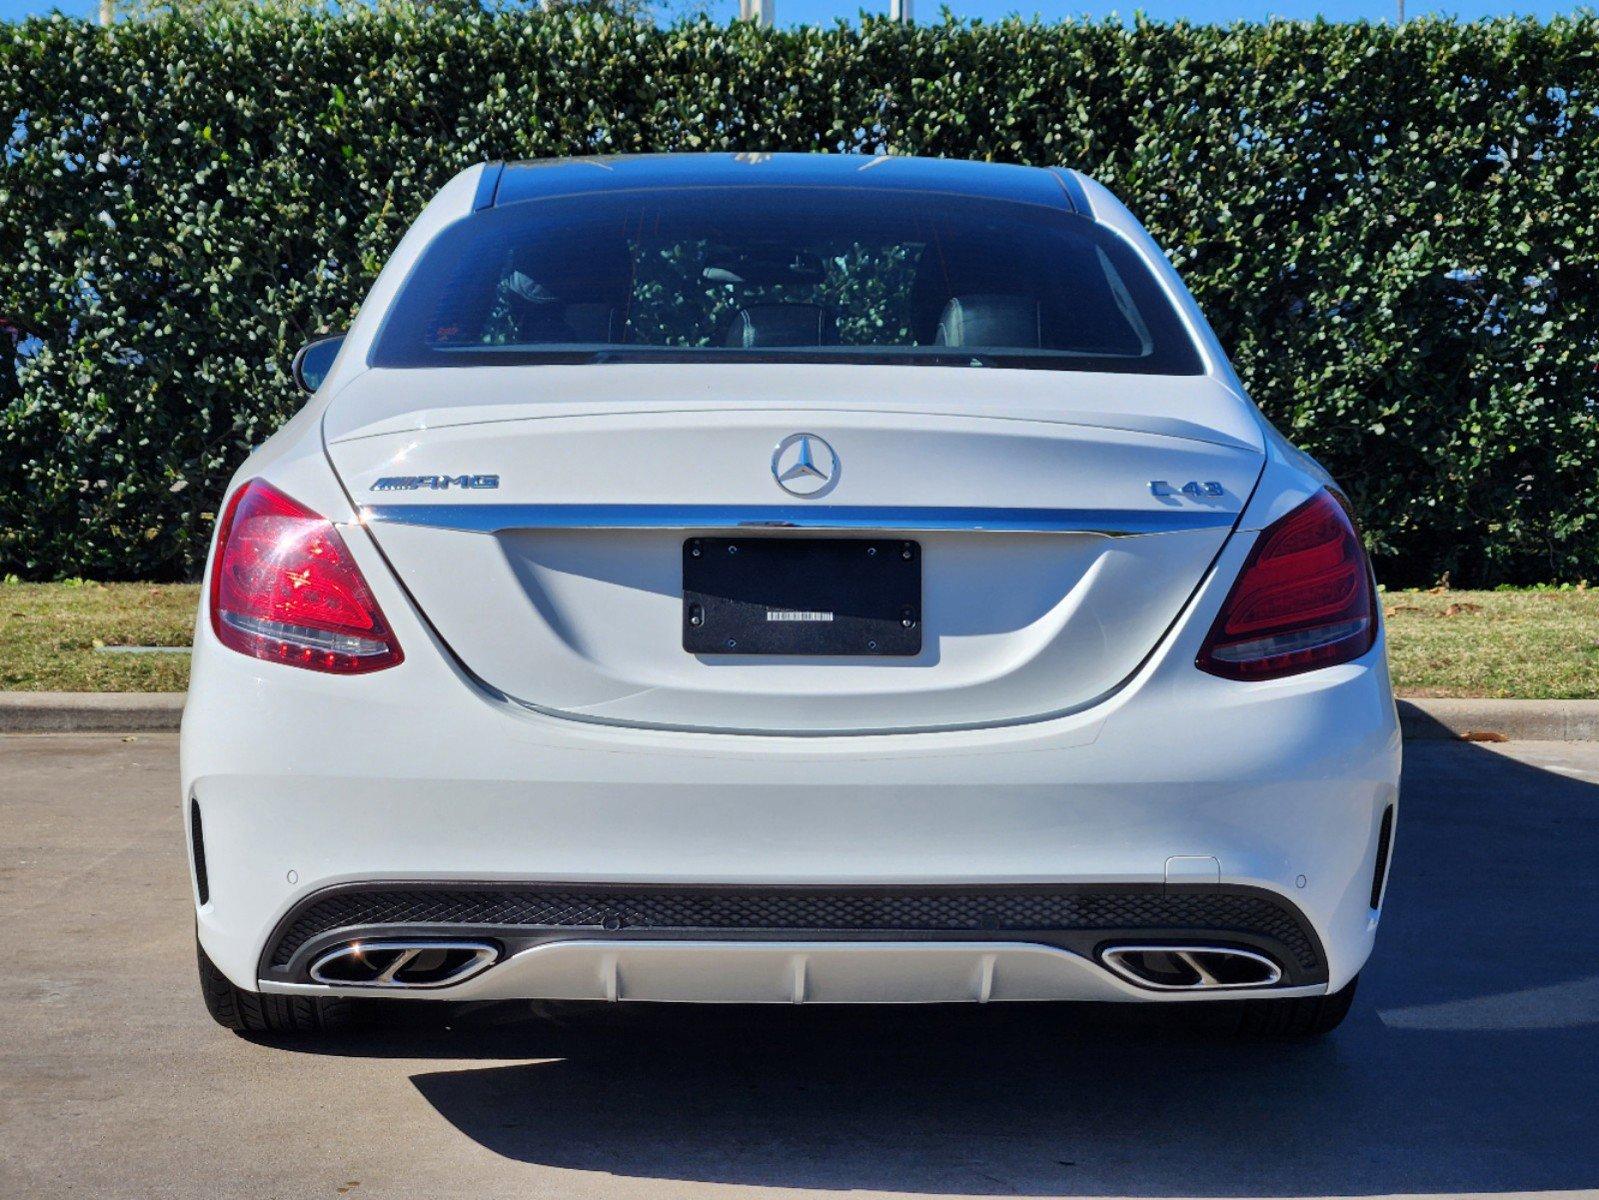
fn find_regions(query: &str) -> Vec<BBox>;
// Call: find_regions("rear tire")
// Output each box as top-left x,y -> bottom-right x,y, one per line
197,936 -> 363,1036
1231,973 -> 1359,1038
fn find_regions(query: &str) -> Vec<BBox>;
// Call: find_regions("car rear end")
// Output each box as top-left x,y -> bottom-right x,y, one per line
183,156 -> 1399,1029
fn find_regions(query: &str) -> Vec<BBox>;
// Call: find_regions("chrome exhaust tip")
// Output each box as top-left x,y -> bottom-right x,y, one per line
308,940 -> 499,989
1100,944 -> 1283,991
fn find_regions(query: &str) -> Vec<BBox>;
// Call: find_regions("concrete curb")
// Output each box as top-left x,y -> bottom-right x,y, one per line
0,692 -> 186,733
2,691 -> 1598,739
1396,698 -> 1599,742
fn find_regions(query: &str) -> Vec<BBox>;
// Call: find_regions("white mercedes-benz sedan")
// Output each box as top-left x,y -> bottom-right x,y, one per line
184,153 -> 1399,1039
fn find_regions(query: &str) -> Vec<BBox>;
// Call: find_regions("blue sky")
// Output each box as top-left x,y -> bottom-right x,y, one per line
0,0 -> 1585,25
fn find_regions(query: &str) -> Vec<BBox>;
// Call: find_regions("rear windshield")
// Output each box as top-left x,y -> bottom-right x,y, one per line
370,187 -> 1204,374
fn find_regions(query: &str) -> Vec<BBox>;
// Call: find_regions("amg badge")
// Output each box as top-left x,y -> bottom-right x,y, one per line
371,474 -> 500,492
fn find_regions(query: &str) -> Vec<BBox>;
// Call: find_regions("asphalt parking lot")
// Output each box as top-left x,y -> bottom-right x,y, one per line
2,734 -> 1597,1199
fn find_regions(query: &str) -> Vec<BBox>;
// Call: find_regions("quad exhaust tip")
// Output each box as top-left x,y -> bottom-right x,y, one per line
308,940 -> 499,989
1100,944 -> 1283,991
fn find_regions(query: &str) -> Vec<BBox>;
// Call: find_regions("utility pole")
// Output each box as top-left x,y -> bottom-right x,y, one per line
1396,0 -> 1404,22
739,0 -> 773,26
99,0 -> 112,24
890,0 -> 913,21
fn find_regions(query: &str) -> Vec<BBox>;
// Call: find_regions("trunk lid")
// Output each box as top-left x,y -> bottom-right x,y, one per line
325,366 -> 1262,734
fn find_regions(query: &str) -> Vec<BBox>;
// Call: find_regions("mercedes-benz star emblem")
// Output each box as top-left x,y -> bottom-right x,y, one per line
771,433 -> 840,498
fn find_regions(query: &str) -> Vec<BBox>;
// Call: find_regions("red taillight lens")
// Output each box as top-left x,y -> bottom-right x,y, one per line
209,480 -> 403,674
1196,489 -> 1376,681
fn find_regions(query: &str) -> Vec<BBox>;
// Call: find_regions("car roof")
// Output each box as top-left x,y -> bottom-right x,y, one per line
479,153 -> 1089,214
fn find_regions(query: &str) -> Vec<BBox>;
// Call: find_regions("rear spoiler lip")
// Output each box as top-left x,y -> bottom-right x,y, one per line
324,390 -> 1266,455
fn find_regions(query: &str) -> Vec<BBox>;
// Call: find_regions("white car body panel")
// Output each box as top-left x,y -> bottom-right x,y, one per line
329,378 -> 1262,734
183,156 -> 1400,1011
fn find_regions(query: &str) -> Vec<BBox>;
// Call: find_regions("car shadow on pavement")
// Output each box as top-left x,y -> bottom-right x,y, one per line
284,740 -> 1599,1196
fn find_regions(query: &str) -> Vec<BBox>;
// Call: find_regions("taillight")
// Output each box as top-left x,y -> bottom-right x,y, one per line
1196,488 -> 1376,681
209,480 -> 403,674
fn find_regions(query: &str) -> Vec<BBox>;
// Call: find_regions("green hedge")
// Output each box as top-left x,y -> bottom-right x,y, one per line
2,11 -> 1597,584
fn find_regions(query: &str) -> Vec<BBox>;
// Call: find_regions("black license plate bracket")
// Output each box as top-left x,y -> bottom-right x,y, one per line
683,537 -> 922,656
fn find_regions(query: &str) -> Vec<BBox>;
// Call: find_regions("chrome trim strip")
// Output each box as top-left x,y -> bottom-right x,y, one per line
262,975 -> 1329,1000
361,503 -> 1236,537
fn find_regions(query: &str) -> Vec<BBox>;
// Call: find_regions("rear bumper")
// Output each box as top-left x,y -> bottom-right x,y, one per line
183,650 -> 1398,1004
